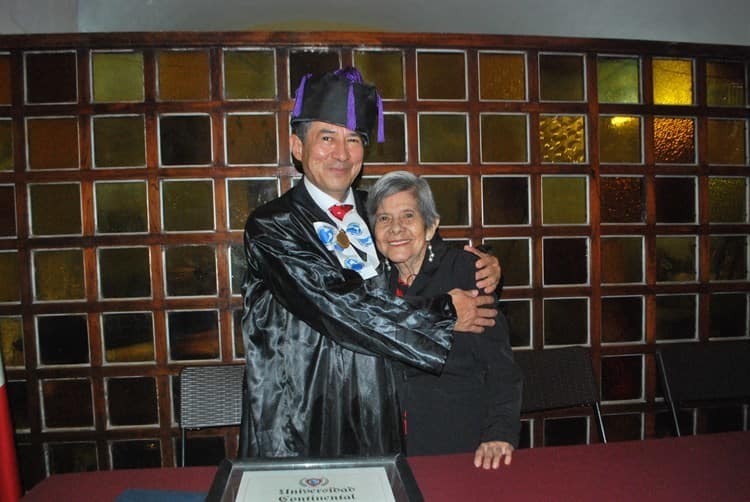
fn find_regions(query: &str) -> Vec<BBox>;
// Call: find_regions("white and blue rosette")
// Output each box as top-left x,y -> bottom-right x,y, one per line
314,210 -> 379,279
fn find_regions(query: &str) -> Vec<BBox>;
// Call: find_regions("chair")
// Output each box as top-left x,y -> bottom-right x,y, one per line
656,340 -> 750,437
179,364 -> 246,466
514,346 -> 607,443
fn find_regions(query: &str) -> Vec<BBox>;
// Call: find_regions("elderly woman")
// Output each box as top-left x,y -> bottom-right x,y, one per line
367,170 -> 522,469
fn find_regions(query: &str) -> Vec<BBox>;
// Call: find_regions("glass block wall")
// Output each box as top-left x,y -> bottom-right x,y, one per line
0,32 -> 748,487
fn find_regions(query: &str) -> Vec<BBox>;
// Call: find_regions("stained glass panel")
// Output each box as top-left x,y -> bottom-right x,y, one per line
543,298 -> 588,346
539,53 -> 585,101
92,115 -> 146,168
91,51 -> 144,103
41,379 -> 93,429
478,52 -> 526,101
654,117 -> 695,164
0,54 -> 10,104
601,355 -> 643,401
159,115 -> 212,166
542,176 -> 587,224
498,300 -> 531,347
158,50 -> 210,101
167,310 -> 220,361
0,119 -> 12,171
364,114 -> 406,163
423,177 -> 469,226
25,52 -> 77,104
223,49 -> 276,100
599,116 -> 642,164
653,58 -> 693,105
0,185 -> 15,236
417,51 -> 466,100
289,50 -> 340,98
94,181 -> 148,234
706,61 -> 746,107
708,177 -> 747,223
543,238 -> 588,285
47,442 -> 98,474
656,236 -> 697,282
480,114 -> 528,163
544,416 -> 588,446
98,247 -> 151,299
0,251 -> 20,302
655,177 -> 696,223
37,314 -> 89,366
111,440 -> 161,469
28,183 -> 82,236
33,249 -> 85,301
601,296 -> 643,344
655,294 -> 696,341
707,119 -> 746,165
225,113 -> 277,165
161,179 -> 215,232
227,178 -> 278,230
709,293 -> 748,339
600,176 -> 644,224
482,177 -> 529,225
354,50 -> 404,100
710,236 -> 747,281
597,56 -> 640,104
164,245 -> 217,297
539,115 -> 586,163
102,312 -> 155,363
107,377 -> 158,426
601,237 -> 643,284
484,238 -> 530,287
26,117 -> 79,170
7,381 -> 27,430
419,114 -> 468,163
0,316 -> 24,367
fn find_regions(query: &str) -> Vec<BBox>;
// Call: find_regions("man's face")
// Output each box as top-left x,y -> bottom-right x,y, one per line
291,121 -> 364,202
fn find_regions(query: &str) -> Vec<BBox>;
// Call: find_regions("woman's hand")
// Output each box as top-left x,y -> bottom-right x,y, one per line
464,246 -> 502,294
474,440 -> 514,469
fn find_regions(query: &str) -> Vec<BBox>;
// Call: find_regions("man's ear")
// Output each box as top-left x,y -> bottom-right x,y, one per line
290,134 -> 303,163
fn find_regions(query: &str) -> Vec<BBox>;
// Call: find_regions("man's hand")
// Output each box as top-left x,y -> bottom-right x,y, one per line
474,441 -> 514,469
448,288 -> 497,333
464,245 -> 502,294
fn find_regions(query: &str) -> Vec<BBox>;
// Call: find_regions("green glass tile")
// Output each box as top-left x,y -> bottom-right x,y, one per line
25,52 -> 77,104
230,244 -> 246,296
227,178 -> 279,230
481,114 -> 528,163
710,293 -> 748,338
167,310 -> 219,360
159,115 -> 212,166
26,117 -> 79,170
539,115 -> 586,163
33,249 -> 85,301
655,294 -> 696,341
708,177 -> 747,223
543,238 -> 589,285
92,115 -> 146,168
599,116 -> 642,164
0,252 -> 20,302
41,379 -> 93,428
37,315 -> 88,366
655,177 -> 695,223
706,61 -> 746,107
47,442 -> 98,474
653,58 -> 693,105
364,113 -> 406,163
162,179 -> 214,232
539,53 -> 585,101
0,119 -> 12,171
601,237 -> 643,284
91,51 -> 144,102
164,245 -> 217,297
289,50 -> 341,98
419,114 -> 468,163
654,117 -> 695,164
498,300 -> 531,347
29,183 -> 82,236
542,176 -> 587,224
544,298 -> 588,346
223,49 -> 276,100
597,56 -> 640,104
656,236 -> 696,282
424,177 -> 469,226
707,119 -> 746,165
0,185 -> 16,236
417,51 -> 466,100
478,52 -> 526,101
226,114 -> 277,165
98,247 -> 151,299
102,312 -> 154,363
602,355 -> 643,401
0,317 -> 24,367
710,236 -> 747,281
95,181 -> 148,233
484,238 -> 530,287
482,176 -> 529,225
158,50 -> 210,101
0,54 -> 10,104
601,296 -> 643,344
600,176 -> 644,224
354,50 -> 404,100
107,377 -> 158,426
111,440 -> 161,469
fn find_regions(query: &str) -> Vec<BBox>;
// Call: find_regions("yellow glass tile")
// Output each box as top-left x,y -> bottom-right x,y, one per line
599,115 -> 642,164
653,58 -> 693,105
597,56 -> 640,104
161,180 -> 214,232
223,49 -> 276,100
226,114 -> 277,165
539,115 -> 586,163
706,61 -> 746,107
479,52 -> 526,101
0,252 -> 20,302
424,176 -> 469,226
539,54 -> 585,101
417,52 -> 466,100
227,179 -> 279,230
708,177 -> 747,223
655,236 -> 696,282
158,50 -> 210,101
0,119 -> 12,171
419,114 -> 468,163
354,50 -> 404,100
653,117 -> 695,164
91,52 -> 144,102
33,249 -> 85,301
0,54 -> 10,104
364,113 -> 406,164
26,117 -> 79,170
95,181 -> 148,234
707,119 -> 746,165
29,183 -> 82,236
0,317 -> 24,367
481,114 -> 528,163
542,176 -> 587,224
483,238 -> 530,287
98,247 -> 151,299
93,115 -> 146,168
103,312 -> 155,364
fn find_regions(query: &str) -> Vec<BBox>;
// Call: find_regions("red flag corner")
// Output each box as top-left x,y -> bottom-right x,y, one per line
0,354 -> 22,501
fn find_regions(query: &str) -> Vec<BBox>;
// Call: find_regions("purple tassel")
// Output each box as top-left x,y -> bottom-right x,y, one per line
376,93 -> 385,143
335,67 -> 363,83
346,83 -> 357,131
291,73 -> 311,118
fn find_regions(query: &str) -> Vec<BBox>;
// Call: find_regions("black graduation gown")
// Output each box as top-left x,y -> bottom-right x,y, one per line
241,183 -> 455,458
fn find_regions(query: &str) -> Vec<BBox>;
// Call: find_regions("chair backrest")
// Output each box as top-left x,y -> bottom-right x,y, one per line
180,364 -> 245,430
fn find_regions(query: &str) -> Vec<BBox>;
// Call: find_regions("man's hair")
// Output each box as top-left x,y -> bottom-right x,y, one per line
366,170 -> 440,228
291,121 -> 311,144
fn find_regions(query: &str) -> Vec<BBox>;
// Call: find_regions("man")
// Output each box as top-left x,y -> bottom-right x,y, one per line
241,67 -> 500,458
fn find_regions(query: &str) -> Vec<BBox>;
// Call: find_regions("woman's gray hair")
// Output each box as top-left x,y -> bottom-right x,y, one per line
366,171 -> 440,228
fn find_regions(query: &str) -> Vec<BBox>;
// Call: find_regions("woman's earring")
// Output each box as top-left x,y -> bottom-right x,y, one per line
427,244 -> 434,263
384,260 -> 391,272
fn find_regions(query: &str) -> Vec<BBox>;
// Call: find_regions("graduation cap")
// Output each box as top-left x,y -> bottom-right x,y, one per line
290,67 -> 384,146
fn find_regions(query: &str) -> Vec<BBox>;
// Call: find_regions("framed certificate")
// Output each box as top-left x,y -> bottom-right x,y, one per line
206,454 -> 423,502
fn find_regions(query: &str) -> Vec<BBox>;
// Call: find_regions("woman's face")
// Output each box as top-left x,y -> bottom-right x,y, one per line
373,190 -> 438,271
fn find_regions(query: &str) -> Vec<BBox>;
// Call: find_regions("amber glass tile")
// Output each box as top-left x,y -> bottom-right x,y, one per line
28,183 -> 82,236
102,312 -> 154,363
484,238 -> 530,287
601,237 -> 643,284
478,52 -> 526,101
543,238 -> 589,285
0,185 -> 15,236
652,58 -> 693,105
159,115 -> 212,166
7,380 -> 28,429
707,118 -> 746,165
37,314 -> 89,366
91,51 -> 144,102
0,316 -> 23,367
364,113 -> 406,164
0,251 -> 20,302
599,116 -> 642,164
602,414 -> 643,442
41,379 -> 93,429
601,296 -> 643,344
226,113 -> 277,165
227,178 -> 279,230
98,247 -> 151,299
289,50 -> 341,98
498,300 -> 531,347
542,176 -> 587,224
656,236 -> 697,282
706,61 -> 746,107
710,293 -> 748,339
423,176 -> 469,226
600,176 -> 644,224
33,249 -> 85,301
0,119 -> 12,171
655,294 -> 697,341
708,177 -> 747,223
482,176 -> 529,226
655,177 -> 696,223
181,436 -> 226,467
25,52 -> 77,104
26,117 -> 79,170
162,179 -> 214,232
354,50 -> 404,100
164,245 -> 217,296
111,440 -> 161,469
232,308 -> 244,357
417,51 -> 466,100
167,310 -> 219,361
710,235 -> 747,281
544,416 -> 588,447
229,244 -> 246,295
654,117 -> 695,164
107,377 -> 158,426
602,355 -> 643,401
158,50 -> 210,101
47,442 -> 98,474
0,54 -> 10,104
539,115 -> 586,163
223,49 -> 276,100
94,181 -> 149,233
539,53 -> 585,102
544,298 -> 588,346
418,114 -> 468,163
480,114 -> 528,163
92,115 -> 146,168
597,56 -> 640,104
